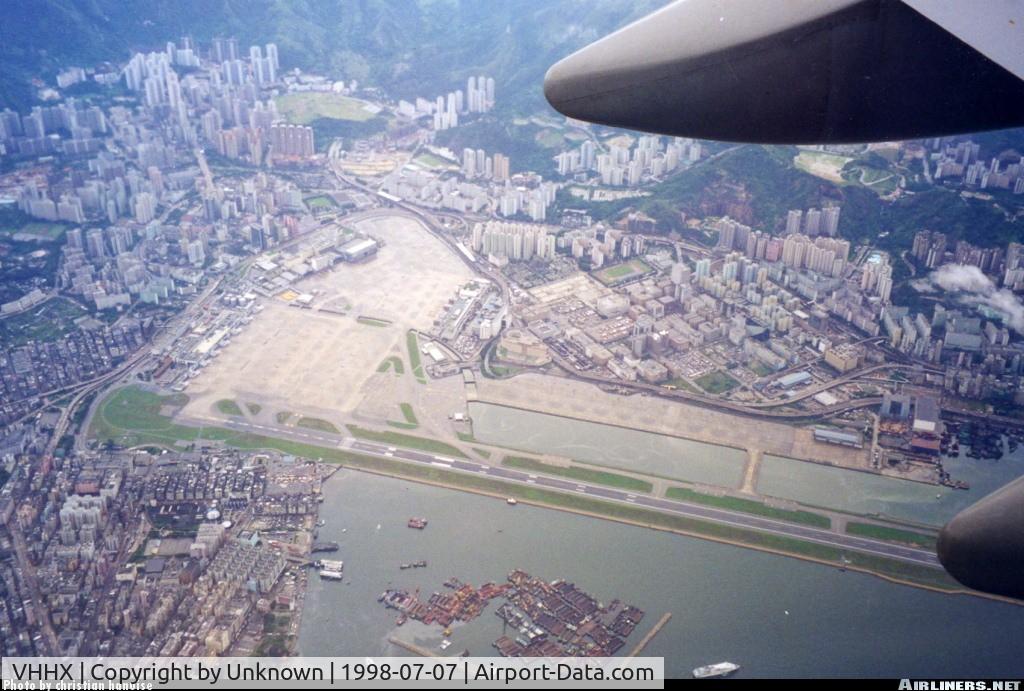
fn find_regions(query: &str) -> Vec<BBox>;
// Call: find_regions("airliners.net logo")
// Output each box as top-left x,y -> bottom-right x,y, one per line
900,682 -> 1021,690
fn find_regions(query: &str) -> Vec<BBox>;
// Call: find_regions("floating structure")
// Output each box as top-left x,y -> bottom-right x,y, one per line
319,559 -> 344,580
376,569 -> 644,657
379,578 -> 510,628
493,570 -> 643,657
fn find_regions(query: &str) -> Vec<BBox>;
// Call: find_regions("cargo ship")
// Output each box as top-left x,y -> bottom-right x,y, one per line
319,559 -> 344,580
692,662 -> 739,678
407,517 -> 428,529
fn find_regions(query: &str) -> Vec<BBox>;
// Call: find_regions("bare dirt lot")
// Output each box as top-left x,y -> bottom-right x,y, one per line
181,215 -> 473,424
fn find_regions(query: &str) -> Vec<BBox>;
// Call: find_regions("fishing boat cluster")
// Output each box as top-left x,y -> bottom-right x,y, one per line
943,420 -> 1024,460
378,577 -> 508,628
377,569 -> 645,657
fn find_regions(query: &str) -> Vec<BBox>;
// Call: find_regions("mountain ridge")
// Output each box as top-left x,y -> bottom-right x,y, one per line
0,0 -> 665,112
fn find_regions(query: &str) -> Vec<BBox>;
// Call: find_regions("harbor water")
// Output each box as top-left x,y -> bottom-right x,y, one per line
468,402 -> 1024,526
466,401 -> 747,487
298,470 -> 1024,678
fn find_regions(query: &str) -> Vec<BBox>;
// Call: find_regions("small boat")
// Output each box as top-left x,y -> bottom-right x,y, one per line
319,559 -> 344,580
408,517 -> 428,529
506,497 -> 517,505
693,662 -> 740,679
439,640 -> 452,651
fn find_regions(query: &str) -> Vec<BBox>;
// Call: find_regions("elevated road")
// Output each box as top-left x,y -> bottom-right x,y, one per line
543,345 -> 885,422
323,168 -> 943,426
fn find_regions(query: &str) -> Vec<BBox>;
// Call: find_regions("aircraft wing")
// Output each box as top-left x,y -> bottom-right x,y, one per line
544,0 -> 1024,600
544,0 -> 1024,143
902,0 -> 1024,81
938,475 -> 1024,600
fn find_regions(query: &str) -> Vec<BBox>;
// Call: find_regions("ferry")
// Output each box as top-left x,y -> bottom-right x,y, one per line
319,559 -> 344,580
692,662 -> 740,679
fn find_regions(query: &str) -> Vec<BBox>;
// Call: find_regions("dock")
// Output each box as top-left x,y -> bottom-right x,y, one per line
628,612 -> 672,657
388,636 -> 435,657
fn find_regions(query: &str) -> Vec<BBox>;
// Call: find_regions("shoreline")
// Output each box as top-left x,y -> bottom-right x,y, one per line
288,467 -> 331,654
469,398 -> 929,485
470,394 -> 1004,493
87,386 -> 1012,606
321,462 -> 1022,608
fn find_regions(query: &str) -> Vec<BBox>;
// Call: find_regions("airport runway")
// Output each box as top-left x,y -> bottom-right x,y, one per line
186,414 -> 942,569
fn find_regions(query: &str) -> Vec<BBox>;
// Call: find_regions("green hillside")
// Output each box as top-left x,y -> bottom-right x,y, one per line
0,0 -> 663,113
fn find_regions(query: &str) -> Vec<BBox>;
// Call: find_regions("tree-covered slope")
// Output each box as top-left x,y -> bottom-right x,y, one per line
0,0 -> 664,112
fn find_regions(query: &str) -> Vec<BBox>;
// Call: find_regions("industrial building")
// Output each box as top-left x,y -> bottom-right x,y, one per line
813,426 -> 863,448
776,371 -> 812,390
338,237 -> 378,262
911,395 -> 942,455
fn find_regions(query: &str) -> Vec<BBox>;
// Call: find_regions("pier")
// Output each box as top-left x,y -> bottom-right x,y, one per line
628,612 -> 672,657
740,449 -> 762,495
388,636 -> 435,657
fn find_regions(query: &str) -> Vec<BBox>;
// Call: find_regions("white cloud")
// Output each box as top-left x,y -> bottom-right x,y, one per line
920,264 -> 1024,334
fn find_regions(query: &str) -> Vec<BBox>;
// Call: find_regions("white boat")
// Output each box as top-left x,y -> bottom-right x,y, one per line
506,497 -> 518,505
319,559 -> 344,580
692,662 -> 740,679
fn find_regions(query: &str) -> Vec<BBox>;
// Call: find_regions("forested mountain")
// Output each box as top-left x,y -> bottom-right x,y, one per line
0,0 -> 664,111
